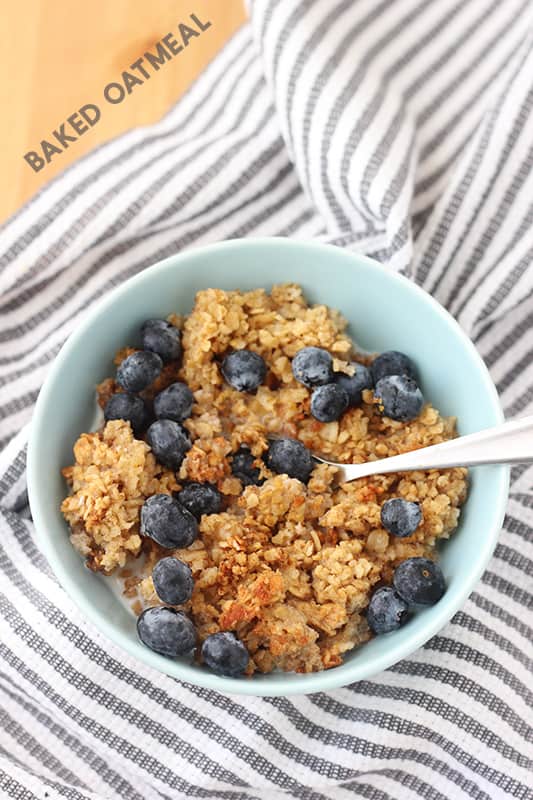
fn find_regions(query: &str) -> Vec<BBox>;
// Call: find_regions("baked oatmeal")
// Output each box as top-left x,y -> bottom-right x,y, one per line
61,284 -> 467,675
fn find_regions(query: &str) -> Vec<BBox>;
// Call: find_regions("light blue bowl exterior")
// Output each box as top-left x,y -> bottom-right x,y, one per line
27,238 -> 509,696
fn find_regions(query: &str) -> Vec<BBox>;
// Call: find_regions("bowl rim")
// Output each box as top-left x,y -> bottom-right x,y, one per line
27,237 -> 509,696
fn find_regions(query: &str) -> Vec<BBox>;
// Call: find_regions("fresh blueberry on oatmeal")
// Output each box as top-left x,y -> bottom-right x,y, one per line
374,374 -> 424,421
147,419 -> 191,470
141,319 -> 182,363
333,363 -> 373,406
292,346 -> 334,388
141,494 -> 198,549
310,383 -> 349,422
103,392 -> 147,435
154,382 -> 194,422
370,350 -> 416,383
116,350 -> 163,393
266,437 -> 314,483
221,349 -> 266,392
152,557 -> 194,606
230,446 -> 264,486
176,482 -> 222,518
381,498 -> 422,538
61,284 -> 467,675
393,557 -> 446,606
137,606 -> 196,656
367,586 -> 410,634
201,632 -> 249,676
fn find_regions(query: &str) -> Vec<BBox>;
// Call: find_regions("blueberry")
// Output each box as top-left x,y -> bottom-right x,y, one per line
141,494 -> 198,548
116,351 -> 163,393
221,349 -> 266,392
374,375 -> 424,421
333,363 -> 373,406
393,557 -> 446,606
141,319 -> 182,363
230,446 -> 264,486
104,392 -> 147,435
381,498 -> 422,538
371,350 -> 416,384
154,382 -> 194,423
266,438 -> 314,483
201,632 -> 249,676
367,586 -> 409,634
152,557 -> 193,605
137,607 -> 196,656
292,347 -> 334,388
147,419 -> 191,469
177,482 -> 222,518
310,383 -> 349,422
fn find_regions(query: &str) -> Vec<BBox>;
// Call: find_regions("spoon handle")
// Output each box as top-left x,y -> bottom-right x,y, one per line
336,414 -> 533,482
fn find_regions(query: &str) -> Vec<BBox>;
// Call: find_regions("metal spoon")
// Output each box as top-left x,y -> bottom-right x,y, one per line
311,415 -> 533,482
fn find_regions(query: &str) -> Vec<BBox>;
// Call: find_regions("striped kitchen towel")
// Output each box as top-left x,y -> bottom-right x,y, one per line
0,0 -> 532,798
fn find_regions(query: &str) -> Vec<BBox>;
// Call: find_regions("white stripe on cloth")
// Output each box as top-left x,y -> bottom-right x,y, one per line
0,1 -> 531,799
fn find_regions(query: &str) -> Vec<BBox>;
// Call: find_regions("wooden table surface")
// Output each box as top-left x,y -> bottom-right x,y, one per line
1,0 -> 246,223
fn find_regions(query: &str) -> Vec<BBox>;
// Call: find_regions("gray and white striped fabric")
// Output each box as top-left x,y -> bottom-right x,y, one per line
1,1 -> 532,797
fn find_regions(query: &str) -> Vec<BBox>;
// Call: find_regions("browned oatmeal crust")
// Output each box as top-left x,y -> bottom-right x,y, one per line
62,284 -> 467,672
61,421 -> 179,573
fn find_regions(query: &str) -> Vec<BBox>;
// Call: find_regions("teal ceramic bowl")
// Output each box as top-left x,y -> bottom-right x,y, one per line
28,238 -> 509,696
